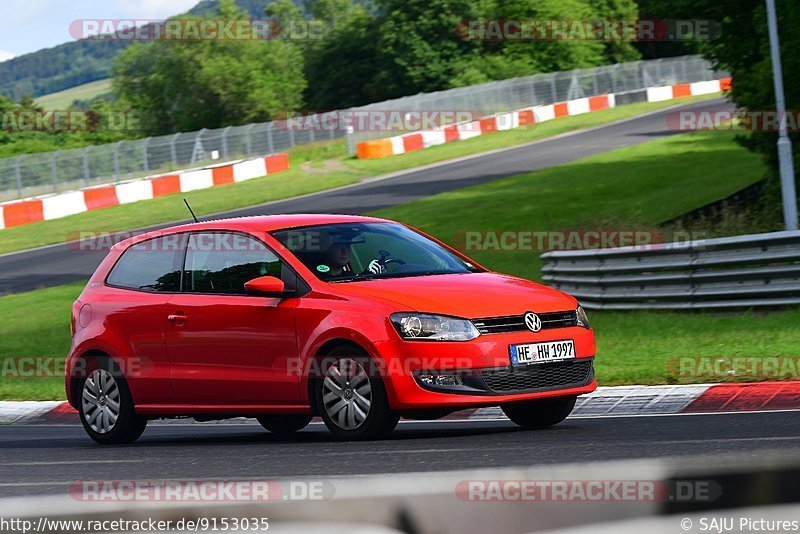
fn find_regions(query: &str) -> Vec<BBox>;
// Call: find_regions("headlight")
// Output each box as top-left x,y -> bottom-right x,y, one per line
576,306 -> 590,329
390,313 -> 480,341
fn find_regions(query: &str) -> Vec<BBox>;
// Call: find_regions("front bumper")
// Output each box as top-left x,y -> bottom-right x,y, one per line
413,358 -> 594,396
373,327 -> 597,410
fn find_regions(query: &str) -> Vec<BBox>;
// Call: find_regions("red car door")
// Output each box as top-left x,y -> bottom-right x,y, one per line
165,232 -> 299,405
101,234 -> 187,404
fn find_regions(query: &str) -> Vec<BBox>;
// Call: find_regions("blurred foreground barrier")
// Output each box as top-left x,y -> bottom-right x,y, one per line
541,230 -> 800,310
3,457 -> 800,533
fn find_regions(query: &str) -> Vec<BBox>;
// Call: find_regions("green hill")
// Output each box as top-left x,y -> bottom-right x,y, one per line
0,0 -> 277,100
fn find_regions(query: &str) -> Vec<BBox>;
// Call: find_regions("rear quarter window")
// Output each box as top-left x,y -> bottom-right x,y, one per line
106,235 -> 185,292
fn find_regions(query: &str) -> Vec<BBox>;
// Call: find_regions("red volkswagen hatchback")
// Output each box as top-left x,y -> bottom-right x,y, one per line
66,214 -> 596,443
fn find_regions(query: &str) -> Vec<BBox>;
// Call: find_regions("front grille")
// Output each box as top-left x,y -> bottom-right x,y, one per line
480,360 -> 593,393
472,310 -> 578,334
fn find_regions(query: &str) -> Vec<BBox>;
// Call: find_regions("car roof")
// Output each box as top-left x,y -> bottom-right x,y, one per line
113,214 -> 392,250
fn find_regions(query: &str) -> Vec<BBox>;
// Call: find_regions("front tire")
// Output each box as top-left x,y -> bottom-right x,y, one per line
78,358 -> 147,444
315,347 -> 399,441
501,396 -> 577,430
257,415 -> 313,435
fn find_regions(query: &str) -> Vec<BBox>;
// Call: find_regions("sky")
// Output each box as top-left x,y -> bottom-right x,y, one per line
0,0 -> 200,62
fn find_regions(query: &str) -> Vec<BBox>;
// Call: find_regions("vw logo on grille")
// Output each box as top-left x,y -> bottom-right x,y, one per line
524,312 -> 542,332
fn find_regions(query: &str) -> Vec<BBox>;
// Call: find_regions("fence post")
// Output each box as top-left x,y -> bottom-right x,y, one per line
550,73 -> 558,103
51,151 -> 59,191
611,64 -> 619,93
83,147 -> 91,182
141,138 -> 150,173
190,129 -> 208,164
345,126 -> 356,157
113,142 -> 122,177
244,124 -> 255,156
221,126 -> 232,158
15,156 -> 23,199
268,122 -> 276,153
528,75 -> 537,106
655,58 -> 663,84
169,134 -> 180,166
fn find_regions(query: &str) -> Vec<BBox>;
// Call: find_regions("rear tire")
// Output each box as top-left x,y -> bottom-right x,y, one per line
257,415 -> 313,435
315,346 -> 399,441
501,396 -> 576,430
78,357 -> 147,444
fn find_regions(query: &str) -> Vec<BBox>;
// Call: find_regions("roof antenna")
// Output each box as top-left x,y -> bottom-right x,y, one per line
183,198 -> 199,223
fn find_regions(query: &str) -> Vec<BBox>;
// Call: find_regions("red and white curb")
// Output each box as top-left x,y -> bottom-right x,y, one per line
0,153 -> 290,230
356,77 -> 731,159
2,381 -> 798,426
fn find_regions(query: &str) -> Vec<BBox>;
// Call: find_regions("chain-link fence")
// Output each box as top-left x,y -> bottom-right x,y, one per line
0,55 -> 724,202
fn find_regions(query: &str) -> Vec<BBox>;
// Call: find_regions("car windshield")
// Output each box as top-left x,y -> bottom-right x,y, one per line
272,222 -> 482,282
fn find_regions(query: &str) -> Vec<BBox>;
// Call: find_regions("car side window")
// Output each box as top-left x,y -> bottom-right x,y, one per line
106,235 -> 184,292
183,232 -> 282,294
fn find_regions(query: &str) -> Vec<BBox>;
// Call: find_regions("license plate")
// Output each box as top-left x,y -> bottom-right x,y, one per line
509,340 -> 575,365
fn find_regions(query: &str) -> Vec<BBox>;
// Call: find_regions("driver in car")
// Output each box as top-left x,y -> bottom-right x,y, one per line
323,242 -> 384,278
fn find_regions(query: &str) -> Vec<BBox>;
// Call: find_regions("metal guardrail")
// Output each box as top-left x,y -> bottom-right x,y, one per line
541,231 -> 800,310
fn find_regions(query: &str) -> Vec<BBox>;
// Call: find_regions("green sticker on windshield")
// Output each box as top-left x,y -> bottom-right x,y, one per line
317,265 -> 331,273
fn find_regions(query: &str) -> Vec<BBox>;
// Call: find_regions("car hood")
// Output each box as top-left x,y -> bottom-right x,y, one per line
330,272 -> 577,318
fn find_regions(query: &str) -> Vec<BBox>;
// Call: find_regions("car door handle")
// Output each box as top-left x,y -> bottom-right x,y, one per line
168,314 -> 188,323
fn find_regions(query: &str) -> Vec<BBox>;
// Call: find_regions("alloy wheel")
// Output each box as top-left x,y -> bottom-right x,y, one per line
322,358 -> 373,430
81,369 -> 121,434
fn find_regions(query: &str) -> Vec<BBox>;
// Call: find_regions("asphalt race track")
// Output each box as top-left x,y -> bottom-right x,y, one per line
0,97 -> 732,294
1,411 -> 799,498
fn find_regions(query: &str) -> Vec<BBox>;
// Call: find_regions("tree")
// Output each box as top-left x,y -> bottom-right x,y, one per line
113,0 -> 307,134
300,0 -> 640,107
368,0 -> 482,99
637,0 -> 799,221
303,6 -> 383,108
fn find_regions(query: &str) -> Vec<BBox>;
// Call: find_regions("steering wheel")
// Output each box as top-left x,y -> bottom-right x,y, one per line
377,249 -> 406,267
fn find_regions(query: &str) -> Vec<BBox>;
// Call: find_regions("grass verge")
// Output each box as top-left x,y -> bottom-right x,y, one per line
0,94 -> 721,256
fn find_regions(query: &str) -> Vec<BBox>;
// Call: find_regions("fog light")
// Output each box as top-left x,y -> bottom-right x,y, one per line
417,374 -> 463,387
434,375 -> 462,386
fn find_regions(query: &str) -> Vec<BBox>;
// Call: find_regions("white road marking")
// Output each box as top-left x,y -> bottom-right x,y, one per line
1,459 -> 146,466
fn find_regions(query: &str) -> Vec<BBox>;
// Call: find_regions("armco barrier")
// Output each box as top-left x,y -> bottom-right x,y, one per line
0,153 -> 289,230
357,78 -> 731,159
540,230 -> 800,310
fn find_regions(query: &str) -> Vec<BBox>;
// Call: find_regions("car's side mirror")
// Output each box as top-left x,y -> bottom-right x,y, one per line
244,276 -> 291,297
